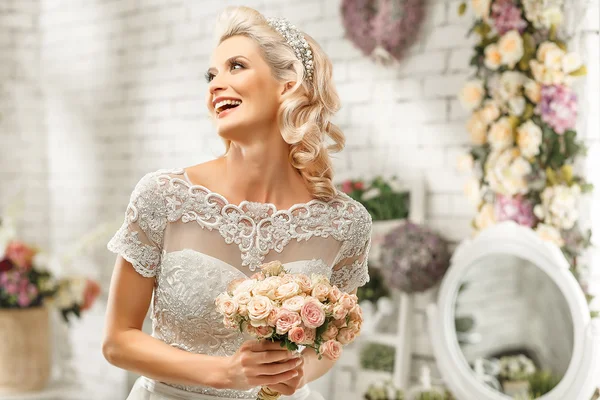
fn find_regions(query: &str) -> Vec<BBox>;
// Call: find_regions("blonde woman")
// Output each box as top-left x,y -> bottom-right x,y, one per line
103,6 -> 372,400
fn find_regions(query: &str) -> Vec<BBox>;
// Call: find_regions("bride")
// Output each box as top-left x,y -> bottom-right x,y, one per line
102,6 -> 372,400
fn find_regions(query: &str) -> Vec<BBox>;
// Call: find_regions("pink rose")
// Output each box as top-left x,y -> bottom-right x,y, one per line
311,282 -> 331,302
233,291 -> 252,305
301,300 -> 326,329
218,296 -> 239,317
319,340 -> 343,361
238,304 -> 248,317
250,272 -> 265,280
294,274 -> 312,294
321,324 -> 339,341
301,327 -> 316,345
281,274 -> 295,284
267,309 -> 279,326
215,293 -> 230,308
274,282 -> 301,301
247,295 -> 273,326
338,293 -> 357,310
348,305 -> 363,322
6,241 -> 35,270
247,324 -> 275,339
333,318 -> 347,329
332,304 -> 348,320
275,309 -> 302,335
282,296 -> 305,312
252,280 -> 275,299
328,286 -> 342,302
223,316 -> 238,329
336,327 -> 357,345
288,326 -> 306,344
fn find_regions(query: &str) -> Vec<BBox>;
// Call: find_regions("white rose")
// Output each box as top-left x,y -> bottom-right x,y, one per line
517,120 -> 543,158
489,117 -> 514,151
536,223 -> 565,247
508,96 -> 526,117
480,100 -> 501,124
475,203 -> 496,230
498,30 -> 524,68
562,52 -> 582,74
218,297 -> 239,317
233,291 -> 252,306
361,187 -> 381,201
529,60 -> 547,83
544,47 -> 565,70
537,42 -> 561,63
500,71 -> 526,99
247,295 -> 274,327
471,0 -> 491,20
524,79 -> 542,103
457,153 -> 474,173
541,6 -> 563,28
251,280 -> 274,298
233,279 -> 257,296
485,148 -> 531,196
467,112 -> 488,145
464,178 -> 482,206
274,282 -> 301,301
459,80 -> 485,110
282,295 -> 306,312
484,44 -> 502,70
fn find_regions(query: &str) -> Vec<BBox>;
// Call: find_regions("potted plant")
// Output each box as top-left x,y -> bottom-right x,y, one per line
498,355 -> 537,397
0,216 -> 100,393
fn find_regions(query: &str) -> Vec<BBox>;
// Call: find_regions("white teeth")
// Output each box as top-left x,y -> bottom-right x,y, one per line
215,99 -> 242,113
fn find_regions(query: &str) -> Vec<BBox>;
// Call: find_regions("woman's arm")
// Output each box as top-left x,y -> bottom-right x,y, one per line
102,256 -> 229,388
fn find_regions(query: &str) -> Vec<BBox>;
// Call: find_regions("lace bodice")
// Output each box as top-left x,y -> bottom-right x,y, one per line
107,168 -> 372,398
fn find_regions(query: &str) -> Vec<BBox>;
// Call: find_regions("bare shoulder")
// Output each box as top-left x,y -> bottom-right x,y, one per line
183,159 -> 223,187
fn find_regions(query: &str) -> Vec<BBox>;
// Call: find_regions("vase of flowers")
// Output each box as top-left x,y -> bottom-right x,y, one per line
0,217 -> 101,393
498,355 -> 536,397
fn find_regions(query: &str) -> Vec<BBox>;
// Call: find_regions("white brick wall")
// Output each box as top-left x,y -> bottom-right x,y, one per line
0,0 -> 598,397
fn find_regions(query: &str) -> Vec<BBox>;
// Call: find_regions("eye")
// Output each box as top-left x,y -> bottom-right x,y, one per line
205,71 -> 214,83
230,61 -> 244,71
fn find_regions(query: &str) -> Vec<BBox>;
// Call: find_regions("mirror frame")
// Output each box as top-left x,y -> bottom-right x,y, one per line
428,221 -> 600,400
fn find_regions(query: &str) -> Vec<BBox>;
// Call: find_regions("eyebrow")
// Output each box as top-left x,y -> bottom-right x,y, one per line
206,55 -> 249,75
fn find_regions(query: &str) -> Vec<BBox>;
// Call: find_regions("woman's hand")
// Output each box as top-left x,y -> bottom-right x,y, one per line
263,353 -> 305,396
222,340 -> 302,391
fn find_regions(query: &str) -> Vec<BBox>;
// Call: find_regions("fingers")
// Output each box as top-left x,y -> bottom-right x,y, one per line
258,349 -> 300,364
246,339 -> 287,352
252,369 -> 299,386
256,357 -> 302,376
264,383 -> 298,396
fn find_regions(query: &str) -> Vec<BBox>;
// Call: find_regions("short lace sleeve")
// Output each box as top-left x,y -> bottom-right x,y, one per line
107,171 -> 167,277
330,201 -> 372,293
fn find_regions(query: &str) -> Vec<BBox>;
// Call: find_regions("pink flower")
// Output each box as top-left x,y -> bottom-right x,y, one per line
348,305 -> 363,322
18,292 -> 31,307
247,295 -> 273,326
338,293 -> 357,311
491,0 -> 527,35
294,274 -> 312,294
301,327 -> 316,345
267,309 -> 279,326
311,282 -> 331,302
282,296 -> 305,312
223,316 -> 238,329
300,300 -> 326,329
217,296 -> 238,317
354,181 -> 364,190
536,84 -> 578,135
333,318 -> 347,329
81,279 -> 101,312
495,194 -> 536,228
332,304 -> 348,320
247,324 -> 275,339
275,309 -> 302,335
250,272 -> 265,281
319,340 -> 343,361
328,286 -> 342,302
336,327 -> 357,345
5,241 -> 35,270
288,326 -> 306,344
321,324 -> 339,341
341,180 -> 353,194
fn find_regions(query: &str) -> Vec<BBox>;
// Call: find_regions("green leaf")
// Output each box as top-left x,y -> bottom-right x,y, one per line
591,311 -> 599,319
569,65 -> 588,76
581,183 -> 594,193
458,2 -> 467,16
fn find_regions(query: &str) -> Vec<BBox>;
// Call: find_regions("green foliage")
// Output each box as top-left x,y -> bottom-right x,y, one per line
357,267 -> 391,304
359,342 -> 396,372
527,370 -> 561,397
339,176 -> 410,221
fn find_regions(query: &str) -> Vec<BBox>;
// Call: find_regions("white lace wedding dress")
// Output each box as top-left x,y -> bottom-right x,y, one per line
107,168 -> 372,400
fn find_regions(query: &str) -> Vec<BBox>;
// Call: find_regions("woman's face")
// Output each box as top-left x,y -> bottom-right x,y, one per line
205,35 -> 285,140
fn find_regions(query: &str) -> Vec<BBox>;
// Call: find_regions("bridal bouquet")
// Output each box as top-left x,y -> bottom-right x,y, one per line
215,260 -> 363,400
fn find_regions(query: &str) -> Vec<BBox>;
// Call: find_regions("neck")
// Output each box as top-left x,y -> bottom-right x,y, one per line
219,133 -> 310,207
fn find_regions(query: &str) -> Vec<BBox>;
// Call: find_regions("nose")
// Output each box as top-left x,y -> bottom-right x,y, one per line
208,74 -> 227,96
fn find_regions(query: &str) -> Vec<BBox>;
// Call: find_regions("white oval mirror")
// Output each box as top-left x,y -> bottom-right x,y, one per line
428,222 -> 600,400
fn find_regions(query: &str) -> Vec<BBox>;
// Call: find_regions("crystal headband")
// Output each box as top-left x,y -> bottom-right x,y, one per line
266,17 -> 314,81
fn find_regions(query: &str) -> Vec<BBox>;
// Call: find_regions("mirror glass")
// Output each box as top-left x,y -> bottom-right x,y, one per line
454,253 -> 574,398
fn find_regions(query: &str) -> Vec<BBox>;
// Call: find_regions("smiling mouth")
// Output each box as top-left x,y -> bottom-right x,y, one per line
215,99 -> 242,116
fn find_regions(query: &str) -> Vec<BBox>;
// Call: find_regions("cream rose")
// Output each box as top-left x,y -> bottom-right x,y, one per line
475,203 -> 497,230
282,295 -> 306,312
508,96 -> 526,117
544,47 -> 565,70
294,274 -> 313,294
336,327 -> 357,345
233,291 -> 252,306
247,324 -> 275,339
464,178 -> 482,206
562,52 -> 582,74
218,297 -> 238,318
498,30 -> 524,68
328,286 -> 342,303
311,282 -> 331,302
251,280 -> 275,298
223,316 -> 238,330
517,120 -> 543,158
467,112 -> 488,145
302,327 -> 317,345
288,326 -> 306,344
260,260 -> 284,276
275,282 -> 301,301
301,300 -> 326,329
319,340 -> 343,361
489,117 -> 515,151
267,309 -> 279,326
480,101 -> 501,124
524,79 -> 541,103
247,295 -> 273,327
215,292 -> 230,309
338,293 -> 357,310
275,309 -> 302,335
348,305 -> 363,322
233,279 -> 257,296
459,80 -> 485,110
484,43 -> 502,70
537,42 -> 560,63
457,153 -> 474,173
332,304 -> 348,320
321,324 -> 339,341
471,0 -> 491,20
536,223 -> 565,247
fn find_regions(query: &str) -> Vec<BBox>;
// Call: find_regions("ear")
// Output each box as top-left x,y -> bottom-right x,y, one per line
280,81 -> 296,96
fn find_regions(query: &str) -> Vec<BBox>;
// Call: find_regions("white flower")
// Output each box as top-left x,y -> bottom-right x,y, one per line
464,178 -> 482,206
542,6 -> 564,28
508,96 -> 526,117
484,43 -> 502,70
537,42 -> 561,64
488,117 -> 515,151
457,153 -> 475,173
361,187 -> 381,201
485,148 -> 532,196
471,0 -> 491,20
232,279 -> 257,296
517,120 -> 543,158
562,52 -> 582,74
524,79 -> 542,103
479,100 -> 501,125
459,80 -> 486,110
0,218 -> 16,259
475,203 -> 496,230
536,223 -> 565,247
523,0 -> 565,29
388,178 -> 404,193
498,30 -> 524,68
500,71 -> 526,100
544,47 -> 566,70
32,253 -> 64,277
467,112 -> 488,145
537,184 -> 581,230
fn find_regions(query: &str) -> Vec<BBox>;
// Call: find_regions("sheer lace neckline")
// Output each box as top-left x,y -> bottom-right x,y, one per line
180,168 -> 335,214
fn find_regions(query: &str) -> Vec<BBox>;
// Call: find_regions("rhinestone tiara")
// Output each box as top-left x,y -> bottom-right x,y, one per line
266,17 -> 314,81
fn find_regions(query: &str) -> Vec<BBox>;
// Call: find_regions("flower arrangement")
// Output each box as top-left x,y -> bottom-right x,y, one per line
215,260 -> 363,400
498,354 -> 537,381
456,0 -> 595,316
0,217 -> 100,322
339,176 -> 409,221
378,222 -> 451,293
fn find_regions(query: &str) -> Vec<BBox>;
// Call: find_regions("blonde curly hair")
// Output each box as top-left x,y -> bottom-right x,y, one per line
214,6 -> 345,202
